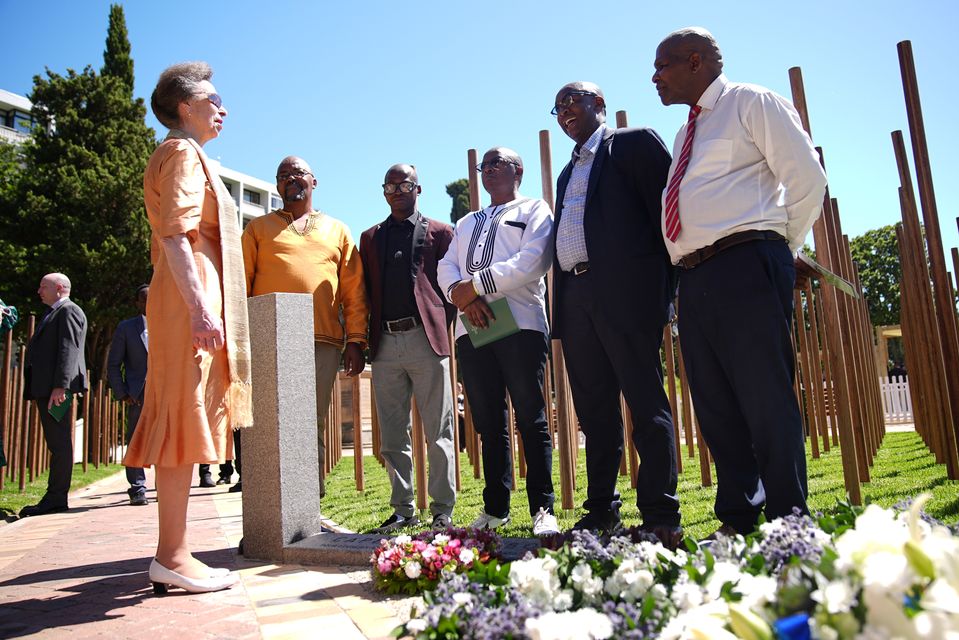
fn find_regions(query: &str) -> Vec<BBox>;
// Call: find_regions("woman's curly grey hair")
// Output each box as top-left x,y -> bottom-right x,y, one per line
150,61 -> 214,129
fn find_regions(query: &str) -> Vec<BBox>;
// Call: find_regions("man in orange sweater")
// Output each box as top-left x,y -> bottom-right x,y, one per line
241,156 -> 369,497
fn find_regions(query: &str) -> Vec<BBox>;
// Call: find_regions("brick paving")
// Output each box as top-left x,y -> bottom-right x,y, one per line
0,469 -> 417,639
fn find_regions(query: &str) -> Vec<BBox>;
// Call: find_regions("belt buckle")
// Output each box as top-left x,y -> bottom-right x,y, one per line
572,262 -> 589,276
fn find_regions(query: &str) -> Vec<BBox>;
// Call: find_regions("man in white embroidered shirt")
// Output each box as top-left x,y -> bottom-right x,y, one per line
653,27 -> 827,537
437,147 -> 559,537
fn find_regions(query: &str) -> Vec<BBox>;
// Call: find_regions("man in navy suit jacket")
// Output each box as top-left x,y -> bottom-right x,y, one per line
107,284 -> 150,505
551,82 -> 682,546
21,273 -> 87,517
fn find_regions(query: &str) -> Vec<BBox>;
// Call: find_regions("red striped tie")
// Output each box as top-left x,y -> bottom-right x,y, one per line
664,105 -> 702,242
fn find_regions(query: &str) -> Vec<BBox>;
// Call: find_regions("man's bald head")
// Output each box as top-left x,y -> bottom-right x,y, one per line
384,163 -> 418,184
276,155 -> 317,210
659,27 -> 723,74
653,27 -> 723,107
277,156 -> 313,176
38,272 -> 71,306
488,147 -> 523,172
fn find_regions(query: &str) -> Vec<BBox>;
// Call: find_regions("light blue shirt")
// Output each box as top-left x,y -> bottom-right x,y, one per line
555,124 -> 607,271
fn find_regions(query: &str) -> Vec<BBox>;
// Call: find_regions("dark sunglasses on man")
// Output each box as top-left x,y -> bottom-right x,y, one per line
383,181 -> 418,195
550,90 -> 597,116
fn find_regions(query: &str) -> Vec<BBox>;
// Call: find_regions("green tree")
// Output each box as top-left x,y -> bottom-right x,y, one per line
0,8 -> 155,377
446,178 -> 471,223
850,224 -> 901,327
101,4 -> 134,97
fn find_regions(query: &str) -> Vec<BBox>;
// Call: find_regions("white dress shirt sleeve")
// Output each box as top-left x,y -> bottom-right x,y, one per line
437,222 -> 464,302
745,91 -> 827,252
471,199 -> 554,295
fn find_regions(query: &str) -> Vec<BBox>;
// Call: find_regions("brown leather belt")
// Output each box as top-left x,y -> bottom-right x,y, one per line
383,316 -> 420,333
677,230 -> 786,270
568,261 -> 590,276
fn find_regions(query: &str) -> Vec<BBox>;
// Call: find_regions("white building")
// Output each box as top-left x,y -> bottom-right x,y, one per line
0,89 -> 278,227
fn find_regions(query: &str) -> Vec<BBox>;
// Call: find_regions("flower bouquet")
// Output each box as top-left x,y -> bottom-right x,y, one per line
372,526 -> 502,595
394,496 -> 959,639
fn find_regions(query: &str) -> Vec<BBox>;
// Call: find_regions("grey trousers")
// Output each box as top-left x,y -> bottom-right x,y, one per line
315,342 -> 341,498
372,326 -> 456,518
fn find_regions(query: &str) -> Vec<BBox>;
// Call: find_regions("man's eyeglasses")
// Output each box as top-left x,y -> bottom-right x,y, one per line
195,93 -> 223,109
383,181 -> 418,195
276,169 -> 313,181
550,90 -> 597,116
475,158 -> 519,173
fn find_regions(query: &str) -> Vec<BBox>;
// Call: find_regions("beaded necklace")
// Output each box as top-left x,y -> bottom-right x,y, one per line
276,209 -> 319,236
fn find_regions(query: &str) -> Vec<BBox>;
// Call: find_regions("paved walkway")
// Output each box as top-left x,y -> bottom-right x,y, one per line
0,469 -> 417,639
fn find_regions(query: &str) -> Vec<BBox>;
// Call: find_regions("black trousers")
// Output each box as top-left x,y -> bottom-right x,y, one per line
457,330 -> 554,518
36,397 -> 74,508
678,239 -> 809,533
559,271 -> 680,527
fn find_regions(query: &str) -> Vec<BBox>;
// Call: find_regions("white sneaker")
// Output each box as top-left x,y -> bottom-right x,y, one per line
532,508 -> 560,536
470,511 -> 510,530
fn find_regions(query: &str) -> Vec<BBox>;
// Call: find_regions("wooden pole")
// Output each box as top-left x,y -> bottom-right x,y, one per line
794,289 -> 820,458
663,325 -> 683,472
898,41 -> 959,457
804,283 -> 830,453
892,131 -> 959,477
352,374 -> 363,491
82,371 -> 90,473
788,66 -> 861,503
448,331 -> 461,491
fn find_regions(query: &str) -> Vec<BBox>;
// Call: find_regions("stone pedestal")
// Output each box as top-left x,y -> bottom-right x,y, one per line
242,293 -> 321,561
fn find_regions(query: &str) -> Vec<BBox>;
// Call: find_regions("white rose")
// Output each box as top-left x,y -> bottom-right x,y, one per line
403,561 -> 422,579
458,548 -> 475,564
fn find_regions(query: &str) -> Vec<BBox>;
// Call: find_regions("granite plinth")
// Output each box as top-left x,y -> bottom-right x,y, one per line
242,292 -> 322,561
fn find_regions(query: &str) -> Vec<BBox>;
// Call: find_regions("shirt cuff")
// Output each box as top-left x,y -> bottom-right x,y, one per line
472,269 -> 496,295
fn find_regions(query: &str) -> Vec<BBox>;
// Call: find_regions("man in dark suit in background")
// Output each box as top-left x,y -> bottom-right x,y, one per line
359,163 -> 458,533
21,272 -> 88,517
551,82 -> 682,546
107,284 -> 150,505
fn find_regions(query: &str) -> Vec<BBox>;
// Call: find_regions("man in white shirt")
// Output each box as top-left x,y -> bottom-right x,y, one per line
653,27 -> 827,536
437,147 -> 559,537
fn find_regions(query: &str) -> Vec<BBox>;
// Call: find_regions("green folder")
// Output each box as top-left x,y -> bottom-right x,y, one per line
48,390 -> 73,421
460,297 -> 520,348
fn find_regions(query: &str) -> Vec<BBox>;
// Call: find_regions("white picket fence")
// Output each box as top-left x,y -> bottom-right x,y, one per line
879,375 -> 913,424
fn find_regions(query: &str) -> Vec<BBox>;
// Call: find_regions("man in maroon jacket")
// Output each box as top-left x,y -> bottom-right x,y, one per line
359,163 -> 457,533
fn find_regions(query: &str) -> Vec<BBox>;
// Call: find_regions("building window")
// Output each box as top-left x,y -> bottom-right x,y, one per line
270,195 -> 282,210
12,111 -> 34,133
243,189 -> 261,205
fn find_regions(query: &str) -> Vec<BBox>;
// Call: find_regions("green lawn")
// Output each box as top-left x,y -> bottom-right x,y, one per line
323,431 -> 959,538
0,463 -> 123,516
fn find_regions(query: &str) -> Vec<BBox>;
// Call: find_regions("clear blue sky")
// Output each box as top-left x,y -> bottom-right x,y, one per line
3,0 -> 958,257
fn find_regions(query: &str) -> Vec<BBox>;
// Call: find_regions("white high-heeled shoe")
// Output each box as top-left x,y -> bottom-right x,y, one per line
149,559 -> 239,595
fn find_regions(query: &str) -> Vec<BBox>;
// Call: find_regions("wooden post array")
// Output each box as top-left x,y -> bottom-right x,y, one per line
0,318 -> 121,495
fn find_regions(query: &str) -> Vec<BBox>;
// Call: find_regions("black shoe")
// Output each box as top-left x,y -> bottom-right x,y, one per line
572,510 -> 622,533
130,493 -> 148,506
431,513 -> 453,529
641,523 -> 684,550
370,513 -> 419,535
216,476 -> 232,485
19,503 -> 69,517
199,474 -> 215,488
228,481 -> 242,493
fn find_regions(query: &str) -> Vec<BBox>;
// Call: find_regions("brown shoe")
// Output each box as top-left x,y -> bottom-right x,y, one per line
641,524 -> 684,550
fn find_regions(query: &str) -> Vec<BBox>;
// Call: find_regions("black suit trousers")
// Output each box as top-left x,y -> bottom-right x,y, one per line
36,397 -> 73,506
677,239 -> 809,533
559,271 -> 680,526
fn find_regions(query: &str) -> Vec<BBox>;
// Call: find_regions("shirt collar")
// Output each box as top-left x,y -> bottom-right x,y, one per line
574,123 -> 607,159
386,210 -> 421,228
48,297 -> 69,312
697,74 -> 728,112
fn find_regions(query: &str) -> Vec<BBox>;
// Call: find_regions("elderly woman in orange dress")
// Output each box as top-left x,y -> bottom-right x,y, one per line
124,61 -> 252,594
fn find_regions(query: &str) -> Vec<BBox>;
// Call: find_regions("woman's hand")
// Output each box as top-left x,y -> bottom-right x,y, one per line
191,306 -> 225,352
